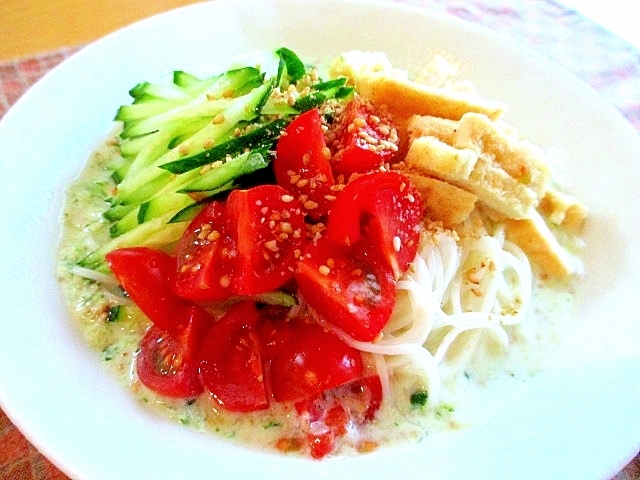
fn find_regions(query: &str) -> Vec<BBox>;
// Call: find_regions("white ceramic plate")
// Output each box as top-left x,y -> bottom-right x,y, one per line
1,1 -> 640,478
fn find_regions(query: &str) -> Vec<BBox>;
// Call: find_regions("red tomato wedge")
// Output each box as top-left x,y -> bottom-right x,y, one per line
199,301 -> 269,412
269,324 -> 362,402
172,200 -> 232,302
172,184 -> 306,302
136,305 -> 213,398
274,108 -> 336,219
328,97 -> 399,176
327,171 -> 422,279
295,236 -> 396,342
105,247 -> 189,333
227,184 -> 307,295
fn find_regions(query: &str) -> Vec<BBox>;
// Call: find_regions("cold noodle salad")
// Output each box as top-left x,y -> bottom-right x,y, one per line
57,48 -> 587,459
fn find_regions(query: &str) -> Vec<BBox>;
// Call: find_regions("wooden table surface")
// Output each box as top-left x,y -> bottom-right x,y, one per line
0,0 -> 202,61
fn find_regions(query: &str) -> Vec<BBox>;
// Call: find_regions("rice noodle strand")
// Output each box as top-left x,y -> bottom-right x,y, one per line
345,225 -> 533,410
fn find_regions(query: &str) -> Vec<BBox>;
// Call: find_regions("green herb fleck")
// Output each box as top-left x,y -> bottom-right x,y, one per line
410,389 -> 429,406
263,421 -> 281,430
102,344 -> 118,361
435,404 -> 455,417
106,305 -> 121,323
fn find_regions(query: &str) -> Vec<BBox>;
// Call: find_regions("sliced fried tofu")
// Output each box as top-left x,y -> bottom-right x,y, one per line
404,135 -> 478,179
407,114 -> 457,145
405,173 -> 477,227
505,210 -> 582,280
453,112 -> 551,197
404,136 -> 537,219
538,188 -> 588,234
357,73 -> 507,122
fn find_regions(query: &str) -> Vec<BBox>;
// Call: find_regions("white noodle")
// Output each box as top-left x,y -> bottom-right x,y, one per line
70,265 -> 119,288
343,224 -> 533,412
69,265 -> 133,305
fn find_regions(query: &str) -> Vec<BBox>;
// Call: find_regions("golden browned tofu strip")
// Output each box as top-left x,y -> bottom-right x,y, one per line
407,114 -> 458,145
404,136 -> 537,219
538,188 -> 588,234
505,210 -> 581,280
357,74 -> 507,122
405,173 -> 477,227
453,112 -> 551,197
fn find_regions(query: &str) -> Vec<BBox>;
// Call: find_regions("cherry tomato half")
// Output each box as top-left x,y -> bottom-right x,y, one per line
136,305 -> 212,398
171,200 -> 232,302
274,108 -> 336,219
172,185 -> 306,302
105,247 -> 190,333
328,97 -> 400,176
295,236 -> 396,342
227,184 -> 307,296
269,323 -> 363,403
327,171 -> 422,279
199,301 -> 269,412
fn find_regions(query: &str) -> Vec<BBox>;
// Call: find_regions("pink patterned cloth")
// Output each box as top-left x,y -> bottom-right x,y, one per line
396,0 -> 640,131
1,1 -> 638,479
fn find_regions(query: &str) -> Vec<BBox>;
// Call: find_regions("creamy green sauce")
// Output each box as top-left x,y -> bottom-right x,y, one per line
56,133 -> 577,457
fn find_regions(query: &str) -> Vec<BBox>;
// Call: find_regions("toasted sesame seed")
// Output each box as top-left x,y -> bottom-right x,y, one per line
281,194 -> 295,203
212,113 -> 226,125
197,224 -> 212,240
265,240 -> 279,252
353,117 -> 366,128
393,236 -> 402,252
219,275 -> 231,288
318,265 -> 331,275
